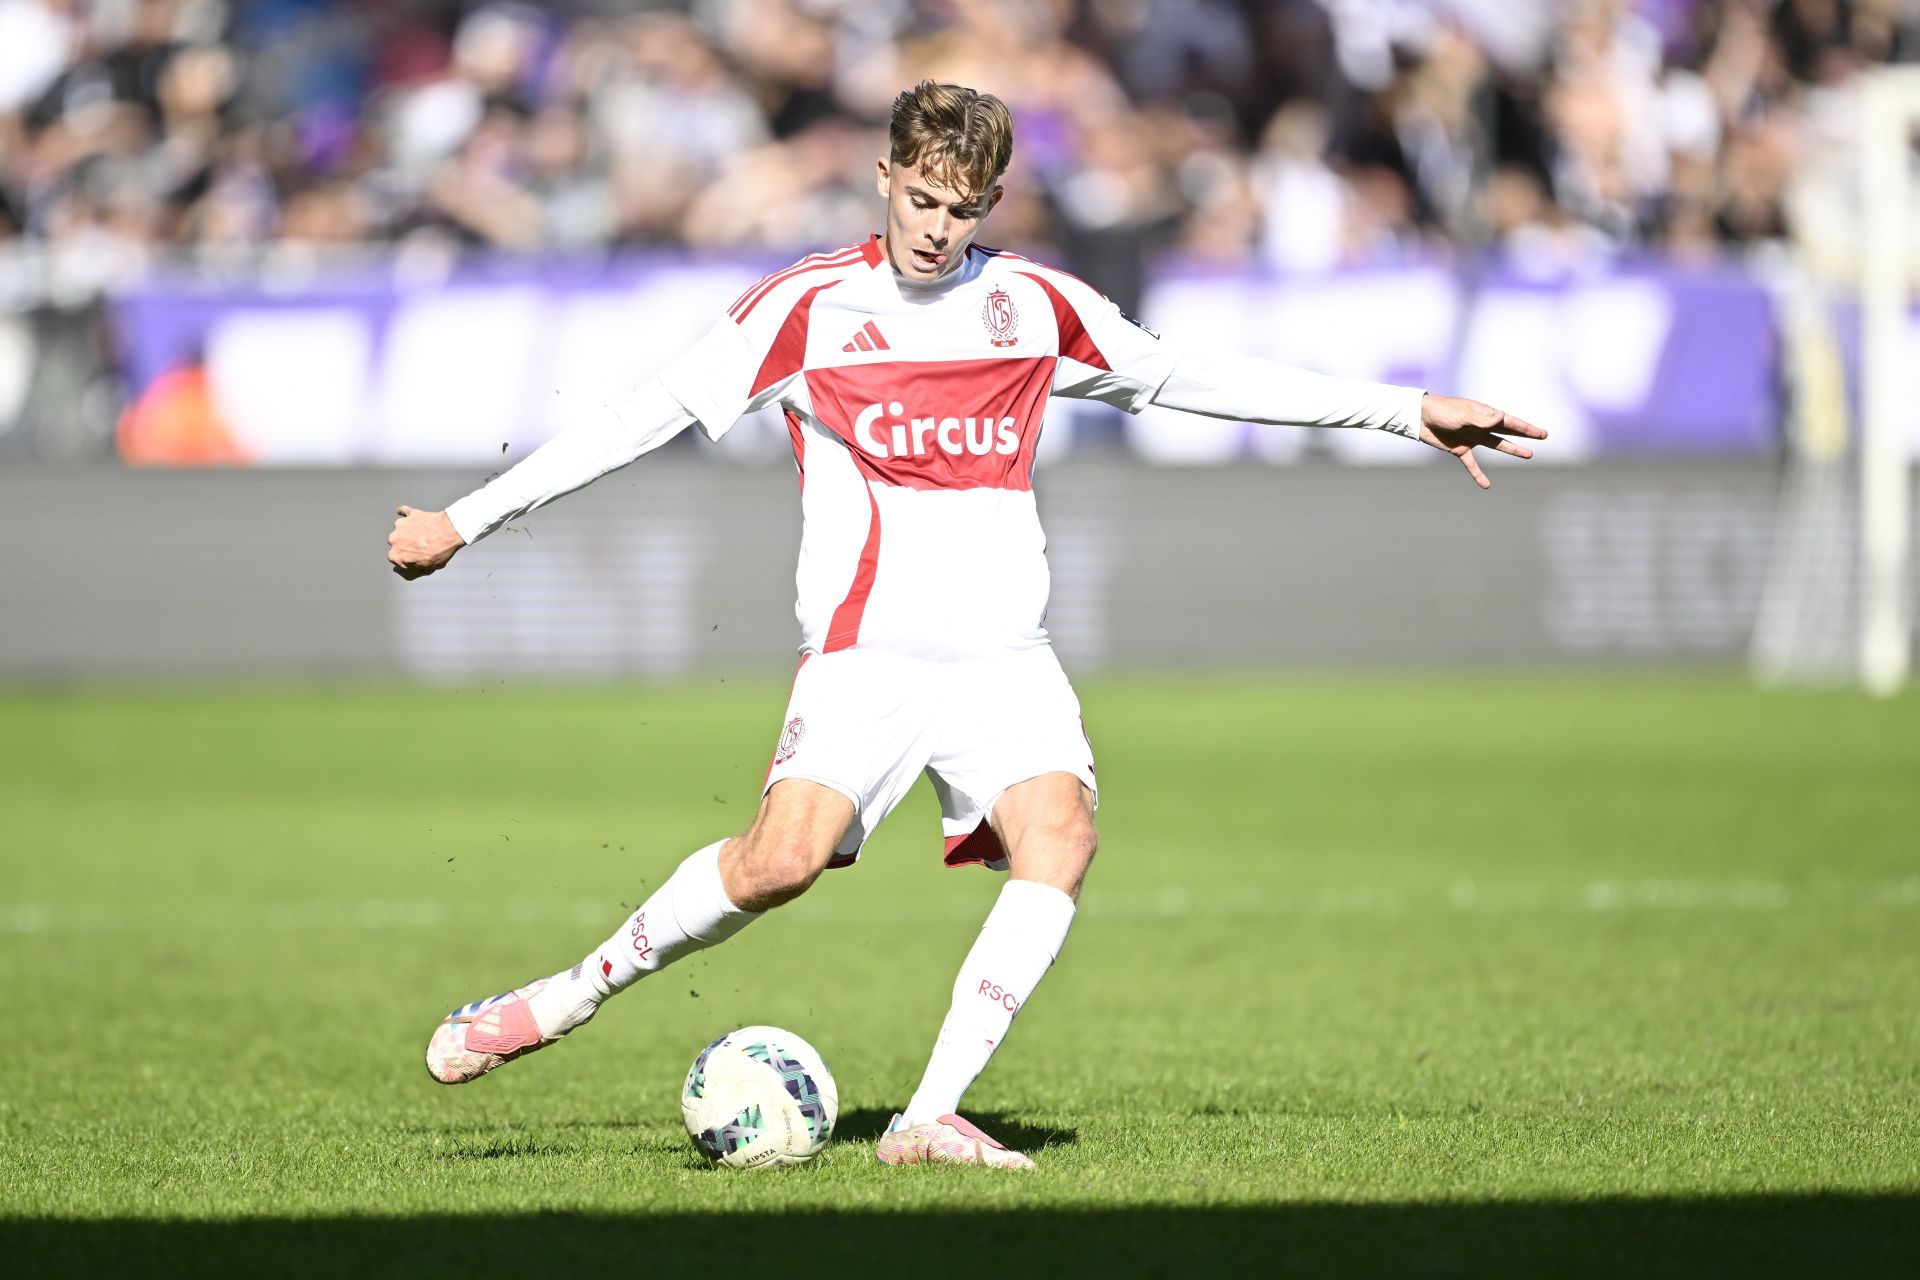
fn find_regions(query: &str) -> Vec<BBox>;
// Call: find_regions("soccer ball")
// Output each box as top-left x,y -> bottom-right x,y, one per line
681,1025 -> 838,1169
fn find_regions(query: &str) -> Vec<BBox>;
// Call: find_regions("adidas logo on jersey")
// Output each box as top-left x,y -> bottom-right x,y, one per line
853,401 -> 1019,460
841,321 -> 891,353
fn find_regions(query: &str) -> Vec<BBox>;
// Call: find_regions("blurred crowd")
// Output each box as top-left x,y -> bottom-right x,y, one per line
2,0 -> 1918,295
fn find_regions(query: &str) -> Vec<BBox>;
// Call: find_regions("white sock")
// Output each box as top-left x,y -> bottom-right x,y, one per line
901,879 -> 1076,1125
527,840 -> 757,1038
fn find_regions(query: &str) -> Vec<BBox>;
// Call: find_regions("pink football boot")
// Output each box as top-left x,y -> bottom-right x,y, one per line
426,979 -> 565,1084
875,1113 -> 1038,1171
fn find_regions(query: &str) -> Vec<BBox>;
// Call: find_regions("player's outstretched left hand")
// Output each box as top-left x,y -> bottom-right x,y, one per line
387,506 -> 465,579
1416,394 -> 1546,489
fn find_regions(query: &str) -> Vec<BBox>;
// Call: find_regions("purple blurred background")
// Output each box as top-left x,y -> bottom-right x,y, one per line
0,1 -> 1913,464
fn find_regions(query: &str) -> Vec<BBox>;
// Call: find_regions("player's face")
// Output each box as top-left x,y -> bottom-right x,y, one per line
876,159 -> 1002,282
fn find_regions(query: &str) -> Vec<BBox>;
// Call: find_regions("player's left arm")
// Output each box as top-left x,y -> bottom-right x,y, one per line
1152,349 -> 1546,490
1044,277 -> 1545,489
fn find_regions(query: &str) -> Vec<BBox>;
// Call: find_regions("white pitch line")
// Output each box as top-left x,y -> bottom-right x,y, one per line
1874,877 -> 1920,906
0,879 -> 1913,936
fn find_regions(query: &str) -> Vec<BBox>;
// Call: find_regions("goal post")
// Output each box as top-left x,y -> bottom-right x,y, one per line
1857,68 -> 1918,696
1753,66 -> 1918,696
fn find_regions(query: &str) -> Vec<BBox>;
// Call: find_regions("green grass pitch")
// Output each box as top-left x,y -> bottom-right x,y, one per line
1,676 -> 1916,1276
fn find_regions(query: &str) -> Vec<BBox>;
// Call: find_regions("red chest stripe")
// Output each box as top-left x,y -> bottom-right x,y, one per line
804,357 -> 1057,492
1017,271 -> 1111,371
752,280 -> 842,399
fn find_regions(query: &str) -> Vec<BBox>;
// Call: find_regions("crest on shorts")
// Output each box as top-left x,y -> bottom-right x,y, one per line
774,716 -> 806,765
982,288 -> 1018,347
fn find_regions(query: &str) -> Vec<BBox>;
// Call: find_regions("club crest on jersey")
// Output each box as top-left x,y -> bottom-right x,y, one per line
774,716 -> 805,765
982,288 -> 1018,347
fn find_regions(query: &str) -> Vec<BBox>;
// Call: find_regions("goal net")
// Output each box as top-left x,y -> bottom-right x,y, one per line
1752,66 -> 1919,696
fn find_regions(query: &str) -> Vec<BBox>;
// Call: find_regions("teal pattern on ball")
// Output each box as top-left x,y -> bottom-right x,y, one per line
744,1041 -> 831,1146
694,1104 -> 763,1160
685,1034 -> 727,1101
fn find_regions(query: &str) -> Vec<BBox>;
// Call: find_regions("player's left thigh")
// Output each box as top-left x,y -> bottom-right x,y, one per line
928,646 -> 1099,893
990,771 -> 1098,899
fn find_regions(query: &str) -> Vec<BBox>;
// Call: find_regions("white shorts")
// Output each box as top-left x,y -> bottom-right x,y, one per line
762,645 -> 1098,871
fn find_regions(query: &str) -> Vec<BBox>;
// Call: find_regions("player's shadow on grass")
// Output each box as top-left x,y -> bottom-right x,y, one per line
6,1194 -> 1916,1278
832,1106 -> 1079,1152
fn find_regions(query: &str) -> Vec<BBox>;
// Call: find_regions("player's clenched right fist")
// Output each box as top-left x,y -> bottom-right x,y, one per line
387,505 -> 465,580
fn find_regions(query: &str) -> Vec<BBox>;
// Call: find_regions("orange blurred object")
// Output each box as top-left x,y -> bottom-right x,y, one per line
117,366 -> 250,467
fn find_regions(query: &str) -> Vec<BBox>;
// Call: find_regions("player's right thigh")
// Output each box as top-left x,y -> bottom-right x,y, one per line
720,778 -> 857,911
760,649 -> 940,870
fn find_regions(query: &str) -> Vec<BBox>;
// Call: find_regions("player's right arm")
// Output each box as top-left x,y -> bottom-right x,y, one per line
387,295 -> 797,580
385,379 -> 700,578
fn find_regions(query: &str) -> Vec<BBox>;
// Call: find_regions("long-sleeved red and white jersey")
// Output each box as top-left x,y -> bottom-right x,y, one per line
447,235 -> 1426,659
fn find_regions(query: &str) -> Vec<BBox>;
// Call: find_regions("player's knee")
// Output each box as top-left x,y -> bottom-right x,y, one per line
763,841 -> 827,896
730,835 -> 828,909
1060,819 -> 1098,871
1012,816 -> 1097,893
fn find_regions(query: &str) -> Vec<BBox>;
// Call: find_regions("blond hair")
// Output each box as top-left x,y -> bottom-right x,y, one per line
888,81 -> 1014,198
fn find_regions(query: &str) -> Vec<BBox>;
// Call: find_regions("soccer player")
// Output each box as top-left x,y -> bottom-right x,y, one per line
387,82 -> 1544,1170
